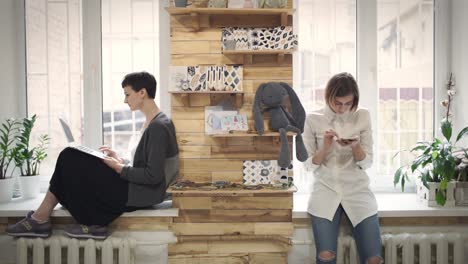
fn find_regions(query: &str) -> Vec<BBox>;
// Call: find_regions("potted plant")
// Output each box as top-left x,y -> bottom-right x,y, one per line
0,118 -> 20,203
454,149 -> 468,205
13,115 -> 50,199
394,73 -> 468,206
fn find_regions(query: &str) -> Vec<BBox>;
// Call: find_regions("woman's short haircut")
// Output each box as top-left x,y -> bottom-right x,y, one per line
121,71 -> 157,99
325,72 -> 359,111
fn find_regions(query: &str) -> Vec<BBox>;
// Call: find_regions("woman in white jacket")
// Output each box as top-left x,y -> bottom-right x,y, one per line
303,72 -> 382,264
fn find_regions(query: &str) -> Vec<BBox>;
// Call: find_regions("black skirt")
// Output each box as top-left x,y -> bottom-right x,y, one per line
49,147 -> 132,226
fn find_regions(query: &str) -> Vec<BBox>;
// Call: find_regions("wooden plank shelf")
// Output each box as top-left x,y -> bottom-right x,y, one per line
165,7 -> 294,30
222,49 -> 294,64
210,131 -> 295,137
211,131 -> 295,150
169,185 -> 297,195
169,91 -> 244,107
165,7 -> 294,16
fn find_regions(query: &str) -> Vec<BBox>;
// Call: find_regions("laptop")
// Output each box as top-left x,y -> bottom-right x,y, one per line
59,118 -> 108,159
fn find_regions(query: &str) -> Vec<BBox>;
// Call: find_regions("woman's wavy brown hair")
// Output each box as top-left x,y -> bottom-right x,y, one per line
325,72 -> 359,112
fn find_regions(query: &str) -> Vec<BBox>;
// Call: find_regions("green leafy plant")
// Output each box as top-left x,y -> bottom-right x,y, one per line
13,115 -> 51,176
393,73 -> 468,205
454,149 -> 468,182
0,118 -> 20,179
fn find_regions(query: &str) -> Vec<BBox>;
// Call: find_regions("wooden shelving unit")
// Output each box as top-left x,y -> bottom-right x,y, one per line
169,90 -> 244,108
165,7 -> 294,30
167,2 -> 295,262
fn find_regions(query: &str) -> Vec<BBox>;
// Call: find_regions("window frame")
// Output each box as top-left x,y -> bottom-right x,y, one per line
81,0 -> 171,149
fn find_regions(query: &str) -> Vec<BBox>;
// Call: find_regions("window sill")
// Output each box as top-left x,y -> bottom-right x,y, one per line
0,194 -> 178,218
293,193 -> 468,219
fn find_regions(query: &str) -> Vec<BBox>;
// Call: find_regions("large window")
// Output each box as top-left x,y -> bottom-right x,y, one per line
25,0 -> 83,180
293,0 -> 356,193
375,0 -> 433,192
294,0 -> 433,193
25,0 -> 162,187
101,0 -> 161,160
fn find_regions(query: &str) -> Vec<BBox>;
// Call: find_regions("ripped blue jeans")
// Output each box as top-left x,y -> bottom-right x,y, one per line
311,205 -> 382,264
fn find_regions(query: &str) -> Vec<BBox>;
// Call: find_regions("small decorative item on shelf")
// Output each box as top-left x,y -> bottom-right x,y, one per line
263,0 -> 287,8
274,26 -> 298,50
170,65 -> 243,92
208,0 -> 227,8
228,0 -> 245,8
222,27 -> 298,51
243,0 -> 254,8
249,27 -> 277,50
174,0 -> 188,7
242,160 -> 292,186
224,65 -> 243,91
205,106 -> 247,135
254,0 -> 265,8
188,66 -> 208,91
170,66 -> 190,91
206,66 -> 224,91
232,27 -> 250,50
222,27 -> 236,50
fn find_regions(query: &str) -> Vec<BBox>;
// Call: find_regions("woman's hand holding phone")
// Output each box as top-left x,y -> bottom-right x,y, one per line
337,136 -> 359,147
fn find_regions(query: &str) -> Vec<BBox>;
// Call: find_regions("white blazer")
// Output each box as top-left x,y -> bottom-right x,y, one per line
302,106 -> 378,227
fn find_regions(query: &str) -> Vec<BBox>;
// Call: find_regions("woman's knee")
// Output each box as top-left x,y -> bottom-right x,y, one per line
366,256 -> 383,264
318,250 -> 336,262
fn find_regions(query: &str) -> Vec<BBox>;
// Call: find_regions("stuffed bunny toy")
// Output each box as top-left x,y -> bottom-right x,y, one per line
253,82 -> 308,168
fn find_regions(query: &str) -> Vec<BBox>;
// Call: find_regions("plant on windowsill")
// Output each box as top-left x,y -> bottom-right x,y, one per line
453,149 -> 468,205
393,73 -> 468,206
0,118 -> 20,202
13,114 -> 50,199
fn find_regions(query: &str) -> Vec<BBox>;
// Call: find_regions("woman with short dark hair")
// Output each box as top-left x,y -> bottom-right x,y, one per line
7,71 -> 179,239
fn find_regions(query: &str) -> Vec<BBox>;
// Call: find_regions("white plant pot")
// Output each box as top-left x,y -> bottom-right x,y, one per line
416,179 -> 456,207
455,181 -> 468,206
20,176 -> 41,199
0,177 -> 15,203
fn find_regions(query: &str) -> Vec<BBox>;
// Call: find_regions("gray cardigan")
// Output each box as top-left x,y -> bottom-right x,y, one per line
120,112 -> 179,207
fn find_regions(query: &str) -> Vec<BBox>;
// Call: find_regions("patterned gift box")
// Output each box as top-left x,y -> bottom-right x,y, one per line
243,160 -> 278,185
232,27 -> 250,50
223,65 -> 243,91
273,26 -> 297,50
249,28 -> 277,50
221,27 -> 236,50
242,160 -> 293,185
206,66 -> 225,91
169,66 -> 190,91
188,66 -> 207,91
228,0 -> 245,8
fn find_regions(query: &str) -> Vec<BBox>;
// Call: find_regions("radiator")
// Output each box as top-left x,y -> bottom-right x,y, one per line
292,232 -> 467,264
16,236 -> 136,264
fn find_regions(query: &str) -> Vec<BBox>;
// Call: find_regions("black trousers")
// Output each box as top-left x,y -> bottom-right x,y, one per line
49,147 -> 130,226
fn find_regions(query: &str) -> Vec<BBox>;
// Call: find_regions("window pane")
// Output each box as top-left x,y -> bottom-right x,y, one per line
26,0 -> 83,180
101,0 -> 160,159
376,0 -> 434,192
294,0 -> 356,194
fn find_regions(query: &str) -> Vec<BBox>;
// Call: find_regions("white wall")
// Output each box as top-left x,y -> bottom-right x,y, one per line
0,0 -> 26,120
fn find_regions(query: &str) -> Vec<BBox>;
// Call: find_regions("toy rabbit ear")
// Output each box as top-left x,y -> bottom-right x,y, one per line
253,83 -> 267,134
280,82 -> 306,132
